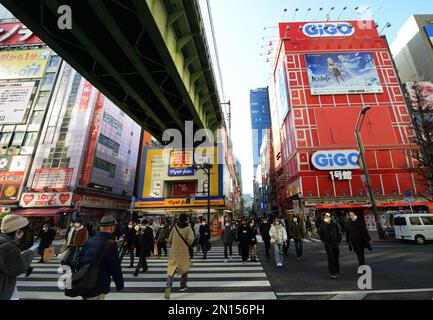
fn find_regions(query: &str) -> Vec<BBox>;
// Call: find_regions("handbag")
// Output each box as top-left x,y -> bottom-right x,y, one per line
64,240 -> 114,298
43,245 -> 55,263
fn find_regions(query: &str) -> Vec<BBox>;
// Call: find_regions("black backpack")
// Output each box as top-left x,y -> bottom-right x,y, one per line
65,239 -> 114,298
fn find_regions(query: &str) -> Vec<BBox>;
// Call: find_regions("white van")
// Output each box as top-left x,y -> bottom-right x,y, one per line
393,214 -> 433,244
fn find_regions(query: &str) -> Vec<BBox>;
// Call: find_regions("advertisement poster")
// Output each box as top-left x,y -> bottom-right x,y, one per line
0,81 -> 35,124
32,168 -> 73,189
0,22 -> 43,47
305,52 -> 383,95
20,192 -> 73,207
168,150 -> 194,176
425,26 -> 433,48
276,60 -> 290,125
0,49 -> 50,80
0,172 -> 24,202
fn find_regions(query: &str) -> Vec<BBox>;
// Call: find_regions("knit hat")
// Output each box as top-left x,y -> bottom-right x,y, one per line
179,213 -> 188,223
74,218 -> 83,224
100,215 -> 116,227
1,214 -> 29,234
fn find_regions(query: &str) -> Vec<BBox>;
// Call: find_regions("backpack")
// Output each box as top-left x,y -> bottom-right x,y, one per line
64,239 -> 114,298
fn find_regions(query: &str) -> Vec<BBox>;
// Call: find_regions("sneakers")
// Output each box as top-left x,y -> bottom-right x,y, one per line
133,272 -> 138,277
229,256 -> 233,260
179,286 -> 189,292
164,287 -> 171,299
277,263 -> 283,267
242,261 -> 247,265
224,259 -> 228,263
330,275 -> 337,279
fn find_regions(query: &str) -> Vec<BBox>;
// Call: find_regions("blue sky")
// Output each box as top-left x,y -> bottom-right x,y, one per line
199,0 -> 432,195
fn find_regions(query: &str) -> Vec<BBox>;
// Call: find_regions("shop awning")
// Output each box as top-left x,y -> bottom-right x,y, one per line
13,207 -> 74,217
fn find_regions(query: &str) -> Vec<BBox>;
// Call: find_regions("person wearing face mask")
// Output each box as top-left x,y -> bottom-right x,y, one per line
259,217 -> 272,258
134,220 -> 154,276
156,221 -> 170,258
193,219 -> 201,254
269,218 -> 288,267
199,218 -> 211,260
221,220 -> 235,262
346,211 -> 372,267
237,219 -> 253,264
290,215 -> 306,261
249,220 -> 258,262
0,214 -> 35,300
319,213 -> 342,279
119,221 -> 137,267
61,218 -> 88,271
36,223 -> 56,263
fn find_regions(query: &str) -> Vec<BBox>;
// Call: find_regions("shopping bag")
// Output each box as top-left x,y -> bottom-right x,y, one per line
43,245 -> 55,263
153,242 -> 158,256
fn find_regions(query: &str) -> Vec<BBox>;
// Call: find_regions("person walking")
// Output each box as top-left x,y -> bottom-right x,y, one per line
346,211 -> 372,267
259,217 -> 272,258
0,214 -> 35,300
119,221 -> 136,268
319,213 -> 342,279
164,214 -> 194,299
193,219 -> 201,253
36,223 -> 55,263
134,220 -> 154,276
282,216 -> 291,256
199,219 -> 211,260
61,218 -> 88,271
221,220 -> 235,262
269,218 -> 288,268
290,215 -> 306,261
75,215 -> 124,300
236,219 -> 252,264
156,221 -> 170,258
249,220 -> 258,262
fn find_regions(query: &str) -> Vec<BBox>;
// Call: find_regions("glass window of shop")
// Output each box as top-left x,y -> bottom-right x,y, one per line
48,56 -> 61,69
41,73 -> 56,87
34,91 -> 50,110
23,132 -> 38,146
29,110 -> 44,124
11,132 -> 25,146
0,132 -> 12,146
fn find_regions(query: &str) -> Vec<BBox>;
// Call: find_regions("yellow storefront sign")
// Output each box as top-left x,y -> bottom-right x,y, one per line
0,49 -> 51,80
135,198 -> 225,208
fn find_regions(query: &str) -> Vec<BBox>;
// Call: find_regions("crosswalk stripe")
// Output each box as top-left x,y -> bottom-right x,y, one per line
19,246 -> 275,300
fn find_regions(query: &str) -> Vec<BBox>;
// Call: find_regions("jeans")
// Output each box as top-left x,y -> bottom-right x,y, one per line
157,241 -> 168,256
119,246 -> 135,266
224,243 -> 233,259
294,240 -> 303,257
166,271 -> 188,289
273,243 -> 284,265
324,244 -> 340,276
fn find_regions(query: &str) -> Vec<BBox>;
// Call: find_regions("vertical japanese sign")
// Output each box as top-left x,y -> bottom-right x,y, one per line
79,92 -> 104,185
78,80 -> 92,112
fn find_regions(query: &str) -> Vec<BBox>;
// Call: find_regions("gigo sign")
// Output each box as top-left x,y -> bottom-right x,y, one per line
303,22 -> 355,38
312,150 -> 360,170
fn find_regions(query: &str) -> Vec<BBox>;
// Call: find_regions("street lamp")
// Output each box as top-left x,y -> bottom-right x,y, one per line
193,163 -> 213,224
355,105 -> 383,239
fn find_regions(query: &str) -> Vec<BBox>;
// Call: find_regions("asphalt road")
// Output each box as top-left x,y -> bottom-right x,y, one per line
257,239 -> 433,300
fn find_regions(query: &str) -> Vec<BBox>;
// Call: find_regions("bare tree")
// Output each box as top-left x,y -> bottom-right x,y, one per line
406,83 -> 433,201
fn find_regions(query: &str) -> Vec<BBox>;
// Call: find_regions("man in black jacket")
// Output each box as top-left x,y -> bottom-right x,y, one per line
346,212 -> 372,267
134,220 -> 154,276
259,217 -> 272,258
119,221 -> 136,268
36,223 -> 56,263
199,219 -> 211,260
319,213 -> 342,279
237,219 -> 252,264
76,215 -> 124,300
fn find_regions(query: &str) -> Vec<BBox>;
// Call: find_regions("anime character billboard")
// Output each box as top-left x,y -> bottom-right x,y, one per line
305,52 -> 383,95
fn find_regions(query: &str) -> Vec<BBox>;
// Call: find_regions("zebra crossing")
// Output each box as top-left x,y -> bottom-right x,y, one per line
17,246 -> 277,300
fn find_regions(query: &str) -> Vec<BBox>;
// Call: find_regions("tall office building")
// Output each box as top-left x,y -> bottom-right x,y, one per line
250,87 -> 271,174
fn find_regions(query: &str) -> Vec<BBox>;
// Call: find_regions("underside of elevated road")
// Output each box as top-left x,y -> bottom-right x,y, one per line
2,0 -> 223,140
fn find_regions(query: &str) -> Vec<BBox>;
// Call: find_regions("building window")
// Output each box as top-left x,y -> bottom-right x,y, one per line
23,132 -> 38,146
94,157 -> 116,178
29,110 -> 44,124
11,132 -> 25,146
130,131 -> 133,136
48,56 -> 61,68
42,73 -> 56,86
0,132 -> 12,146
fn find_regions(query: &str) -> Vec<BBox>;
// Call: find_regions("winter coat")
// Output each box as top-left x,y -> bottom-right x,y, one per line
19,227 -> 34,251
0,234 -> 34,300
38,228 -> 55,250
70,226 -> 88,247
157,226 -> 170,243
76,232 -> 124,298
193,223 -> 201,238
167,224 -> 194,276
259,222 -> 271,241
221,226 -> 235,244
269,224 -> 288,244
123,228 -> 136,248
237,225 -> 253,244
136,227 -> 154,257
290,222 -> 305,241
319,222 -> 341,246
346,219 -> 372,250
199,224 -> 211,244
250,226 -> 258,245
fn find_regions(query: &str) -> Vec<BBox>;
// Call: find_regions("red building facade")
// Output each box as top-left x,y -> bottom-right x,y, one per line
269,20 -> 432,231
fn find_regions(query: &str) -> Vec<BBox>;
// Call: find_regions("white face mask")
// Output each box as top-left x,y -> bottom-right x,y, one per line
293,218 -> 298,223
263,220 -> 267,224
275,222 -> 280,226
324,218 -> 332,223
225,223 -> 230,227
250,223 -> 254,227
134,225 -> 140,231
202,222 -> 206,225
15,230 -> 24,240
43,227 -> 48,232
74,223 -> 81,229
128,225 -> 133,229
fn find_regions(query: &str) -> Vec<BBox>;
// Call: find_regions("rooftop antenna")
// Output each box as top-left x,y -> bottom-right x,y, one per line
282,8 -> 288,22
315,7 -> 324,21
336,7 -> 348,21
293,8 -> 300,21
326,7 -> 335,21
305,8 -> 312,20
379,22 -> 391,35
350,6 -> 360,20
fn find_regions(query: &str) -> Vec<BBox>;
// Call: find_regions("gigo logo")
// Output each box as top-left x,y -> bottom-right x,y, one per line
303,22 -> 355,38
312,150 -> 360,170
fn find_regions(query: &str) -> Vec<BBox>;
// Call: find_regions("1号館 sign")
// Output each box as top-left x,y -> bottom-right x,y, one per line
312,150 -> 360,171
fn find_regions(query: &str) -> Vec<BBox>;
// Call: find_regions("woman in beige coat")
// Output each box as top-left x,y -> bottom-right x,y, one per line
164,213 -> 194,299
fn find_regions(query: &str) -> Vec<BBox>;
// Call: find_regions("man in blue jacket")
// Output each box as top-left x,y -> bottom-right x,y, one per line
76,215 -> 124,300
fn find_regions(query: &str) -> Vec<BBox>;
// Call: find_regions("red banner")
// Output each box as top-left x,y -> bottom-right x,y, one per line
0,22 -> 43,47
79,92 -> 104,185
78,81 -> 92,112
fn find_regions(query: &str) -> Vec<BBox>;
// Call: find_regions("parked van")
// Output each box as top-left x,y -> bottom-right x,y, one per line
393,214 -> 433,244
